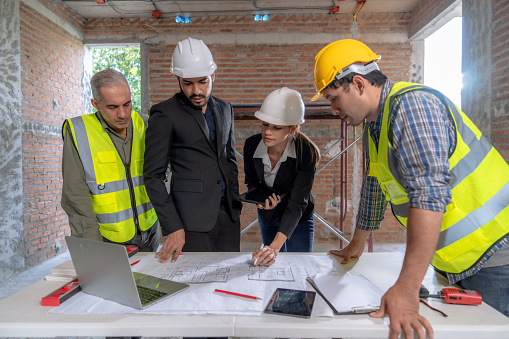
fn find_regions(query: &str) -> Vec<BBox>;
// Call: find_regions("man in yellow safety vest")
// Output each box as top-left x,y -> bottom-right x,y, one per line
311,39 -> 509,338
61,68 -> 159,252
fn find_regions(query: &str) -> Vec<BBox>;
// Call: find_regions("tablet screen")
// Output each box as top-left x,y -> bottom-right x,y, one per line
263,288 -> 316,319
239,187 -> 283,204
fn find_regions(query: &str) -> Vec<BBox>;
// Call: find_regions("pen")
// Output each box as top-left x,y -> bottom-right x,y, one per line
214,289 -> 261,300
254,244 -> 264,266
351,305 -> 380,313
130,260 -> 140,266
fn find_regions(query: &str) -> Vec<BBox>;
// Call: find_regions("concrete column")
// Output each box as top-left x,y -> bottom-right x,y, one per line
0,0 -> 24,282
410,40 -> 425,84
82,45 -> 93,114
140,42 -> 150,115
462,0 -> 493,139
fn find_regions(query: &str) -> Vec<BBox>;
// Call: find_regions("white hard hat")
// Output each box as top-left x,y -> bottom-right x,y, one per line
170,37 -> 217,78
255,87 -> 305,126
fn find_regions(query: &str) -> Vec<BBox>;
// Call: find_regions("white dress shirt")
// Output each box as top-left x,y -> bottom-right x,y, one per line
253,134 -> 296,187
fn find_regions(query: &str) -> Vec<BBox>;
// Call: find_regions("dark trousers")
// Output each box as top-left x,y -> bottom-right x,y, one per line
182,203 -> 240,252
259,215 -> 315,252
457,264 -> 509,317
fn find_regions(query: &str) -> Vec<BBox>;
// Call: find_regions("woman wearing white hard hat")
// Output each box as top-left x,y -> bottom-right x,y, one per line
244,87 -> 320,266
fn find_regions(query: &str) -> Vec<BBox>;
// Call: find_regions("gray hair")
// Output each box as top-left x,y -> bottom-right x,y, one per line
90,68 -> 129,102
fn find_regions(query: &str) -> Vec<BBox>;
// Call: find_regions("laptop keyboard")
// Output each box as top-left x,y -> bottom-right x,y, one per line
137,285 -> 167,305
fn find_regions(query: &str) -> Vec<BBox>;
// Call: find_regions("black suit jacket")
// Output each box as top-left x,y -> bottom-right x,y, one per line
243,134 -> 316,238
144,92 -> 241,235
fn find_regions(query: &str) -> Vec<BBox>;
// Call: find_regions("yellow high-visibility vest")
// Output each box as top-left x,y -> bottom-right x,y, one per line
365,82 -> 509,274
65,112 -> 158,243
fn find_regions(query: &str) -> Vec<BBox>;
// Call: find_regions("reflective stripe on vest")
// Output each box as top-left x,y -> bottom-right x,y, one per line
66,112 -> 158,242
368,82 -> 509,274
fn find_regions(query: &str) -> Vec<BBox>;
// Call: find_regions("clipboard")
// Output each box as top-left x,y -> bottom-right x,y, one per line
306,274 -> 382,315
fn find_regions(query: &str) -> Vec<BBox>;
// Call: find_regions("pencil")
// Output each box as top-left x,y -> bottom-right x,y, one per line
214,289 -> 261,300
254,243 -> 264,266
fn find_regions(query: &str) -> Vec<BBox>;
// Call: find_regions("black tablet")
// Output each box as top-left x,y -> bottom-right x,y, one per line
239,187 -> 285,205
263,288 -> 316,319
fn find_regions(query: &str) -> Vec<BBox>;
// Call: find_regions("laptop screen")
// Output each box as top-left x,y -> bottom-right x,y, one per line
65,236 -> 189,309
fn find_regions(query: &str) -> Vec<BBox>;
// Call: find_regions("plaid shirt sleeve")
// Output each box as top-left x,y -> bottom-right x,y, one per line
356,154 -> 388,231
391,91 -> 454,212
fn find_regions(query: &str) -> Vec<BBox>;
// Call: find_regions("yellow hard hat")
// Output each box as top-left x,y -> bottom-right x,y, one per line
311,39 -> 381,101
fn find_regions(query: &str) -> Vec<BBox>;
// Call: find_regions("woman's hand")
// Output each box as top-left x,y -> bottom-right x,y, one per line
256,193 -> 281,210
252,232 -> 287,266
252,244 -> 279,266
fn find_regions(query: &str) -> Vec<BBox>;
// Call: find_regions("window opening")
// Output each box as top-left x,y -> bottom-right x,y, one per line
91,46 -> 141,114
424,17 -> 463,109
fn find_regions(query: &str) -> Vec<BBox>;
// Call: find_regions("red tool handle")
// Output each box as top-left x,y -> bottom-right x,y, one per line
441,288 -> 482,305
41,278 -> 81,306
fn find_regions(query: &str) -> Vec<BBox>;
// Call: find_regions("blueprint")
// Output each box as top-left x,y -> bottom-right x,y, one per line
50,253 -> 343,317
136,253 -> 320,284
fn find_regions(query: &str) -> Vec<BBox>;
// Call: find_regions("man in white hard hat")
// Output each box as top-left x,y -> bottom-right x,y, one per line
144,37 -> 242,263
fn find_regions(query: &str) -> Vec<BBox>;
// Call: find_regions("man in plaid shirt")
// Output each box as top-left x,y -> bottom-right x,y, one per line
311,39 -> 509,339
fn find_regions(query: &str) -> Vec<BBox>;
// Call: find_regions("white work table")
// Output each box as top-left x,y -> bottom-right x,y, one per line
0,252 -> 508,338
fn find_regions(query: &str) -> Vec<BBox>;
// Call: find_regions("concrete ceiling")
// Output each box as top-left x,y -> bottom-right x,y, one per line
62,0 -> 422,19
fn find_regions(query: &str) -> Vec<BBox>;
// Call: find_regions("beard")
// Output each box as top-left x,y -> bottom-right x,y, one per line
189,93 -> 209,108
179,81 -> 213,110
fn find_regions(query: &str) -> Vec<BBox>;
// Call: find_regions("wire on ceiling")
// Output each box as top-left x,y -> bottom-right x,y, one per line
100,0 -> 336,17
353,0 -> 366,21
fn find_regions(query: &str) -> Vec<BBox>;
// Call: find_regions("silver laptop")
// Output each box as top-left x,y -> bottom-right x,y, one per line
65,236 -> 189,310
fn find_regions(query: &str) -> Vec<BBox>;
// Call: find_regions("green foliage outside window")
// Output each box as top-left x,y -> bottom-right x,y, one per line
92,47 -> 141,114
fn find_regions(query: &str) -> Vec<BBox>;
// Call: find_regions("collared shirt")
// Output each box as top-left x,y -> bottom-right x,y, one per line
204,98 -> 217,151
358,80 -> 508,283
99,112 -> 133,165
253,134 -> 296,187
202,98 -> 225,196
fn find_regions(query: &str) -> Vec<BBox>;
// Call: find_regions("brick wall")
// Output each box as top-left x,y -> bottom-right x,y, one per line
235,118 -> 406,245
84,13 -> 410,39
223,42 -> 411,244
20,1 -> 84,267
492,0 -> 509,161
235,118 -> 358,244
15,6 -> 417,266
150,41 -> 412,106
36,0 -> 85,33
118,11 -> 413,244
11,0 -> 508,267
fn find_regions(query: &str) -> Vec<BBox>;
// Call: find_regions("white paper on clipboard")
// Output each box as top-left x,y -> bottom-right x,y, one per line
307,274 -> 383,314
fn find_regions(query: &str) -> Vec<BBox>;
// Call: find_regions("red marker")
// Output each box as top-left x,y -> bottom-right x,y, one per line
130,260 -> 140,266
214,289 -> 261,300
